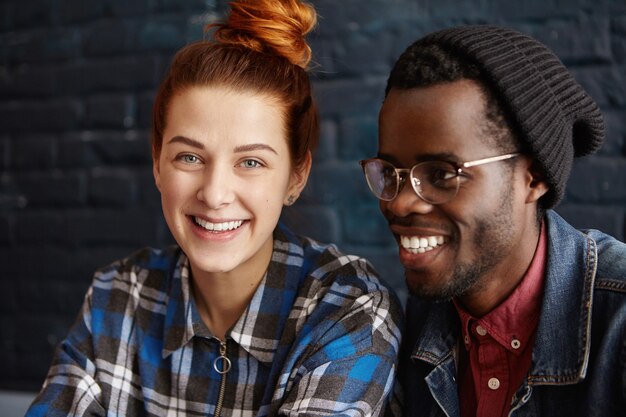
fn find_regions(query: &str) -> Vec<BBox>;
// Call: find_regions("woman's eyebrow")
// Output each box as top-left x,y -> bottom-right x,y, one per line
167,136 -> 204,149
234,143 -> 278,155
166,137 -> 278,155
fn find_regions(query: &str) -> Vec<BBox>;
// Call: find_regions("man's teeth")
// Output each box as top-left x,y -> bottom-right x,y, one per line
400,235 -> 445,254
194,217 -> 243,232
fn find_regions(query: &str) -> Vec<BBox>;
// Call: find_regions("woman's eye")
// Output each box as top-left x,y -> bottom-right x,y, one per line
239,159 -> 263,169
179,154 -> 200,164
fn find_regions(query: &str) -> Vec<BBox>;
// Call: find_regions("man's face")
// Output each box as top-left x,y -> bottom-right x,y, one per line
378,79 -> 534,301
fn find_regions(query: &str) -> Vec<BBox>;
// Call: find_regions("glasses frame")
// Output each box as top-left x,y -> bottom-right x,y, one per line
360,152 -> 520,204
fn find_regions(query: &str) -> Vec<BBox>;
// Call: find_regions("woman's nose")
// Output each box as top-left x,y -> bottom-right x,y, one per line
196,164 -> 235,209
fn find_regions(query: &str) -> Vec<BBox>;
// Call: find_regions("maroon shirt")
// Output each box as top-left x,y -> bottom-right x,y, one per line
455,224 -> 547,417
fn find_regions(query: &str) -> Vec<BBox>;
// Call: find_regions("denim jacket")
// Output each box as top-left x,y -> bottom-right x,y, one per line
401,210 -> 626,417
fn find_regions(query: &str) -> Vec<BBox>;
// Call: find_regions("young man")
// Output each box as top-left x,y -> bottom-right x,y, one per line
360,25 -> 626,416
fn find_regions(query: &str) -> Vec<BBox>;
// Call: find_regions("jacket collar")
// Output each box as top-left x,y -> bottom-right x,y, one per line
527,210 -> 596,385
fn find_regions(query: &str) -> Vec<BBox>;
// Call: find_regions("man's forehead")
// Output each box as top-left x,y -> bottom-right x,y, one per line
378,82 -> 494,156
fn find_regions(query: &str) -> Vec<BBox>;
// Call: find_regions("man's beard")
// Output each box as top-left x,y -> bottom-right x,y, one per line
406,187 -> 515,301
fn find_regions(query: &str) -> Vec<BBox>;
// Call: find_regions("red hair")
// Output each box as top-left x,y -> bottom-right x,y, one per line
152,0 -> 319,170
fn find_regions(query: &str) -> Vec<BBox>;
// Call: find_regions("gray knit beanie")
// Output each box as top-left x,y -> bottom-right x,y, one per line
388,25 -> 605,208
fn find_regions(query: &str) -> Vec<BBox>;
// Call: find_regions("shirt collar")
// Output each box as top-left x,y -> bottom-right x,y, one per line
162,225 -> 305,366
161,253 -> 202,357
454,221 -> 547,355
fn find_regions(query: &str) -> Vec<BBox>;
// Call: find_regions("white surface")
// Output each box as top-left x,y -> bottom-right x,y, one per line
0,390 -> 36,417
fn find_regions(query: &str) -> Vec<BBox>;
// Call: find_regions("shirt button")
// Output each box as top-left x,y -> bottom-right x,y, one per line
488,377 -> 501,390
476,325 -> 487,336
511,339 -> 521,349
464,335 -> 470,345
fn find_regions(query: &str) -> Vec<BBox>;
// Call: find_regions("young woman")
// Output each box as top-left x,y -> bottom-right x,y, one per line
26,1 -> 402,416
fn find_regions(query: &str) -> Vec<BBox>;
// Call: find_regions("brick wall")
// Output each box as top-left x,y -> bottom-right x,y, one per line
1,0 -> 624,391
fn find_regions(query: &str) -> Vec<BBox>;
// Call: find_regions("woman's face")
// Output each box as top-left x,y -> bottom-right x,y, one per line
154,86 -> 309,279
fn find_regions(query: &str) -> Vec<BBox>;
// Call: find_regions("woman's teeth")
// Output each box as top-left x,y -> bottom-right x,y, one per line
400,235 -> 445,254
194,217 -> 243,232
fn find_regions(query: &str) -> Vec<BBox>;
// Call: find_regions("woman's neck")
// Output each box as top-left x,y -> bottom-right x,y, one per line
189,238 -> 273,340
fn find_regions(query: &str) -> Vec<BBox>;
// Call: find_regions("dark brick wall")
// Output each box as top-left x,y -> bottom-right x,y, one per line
1,0 -> 624,391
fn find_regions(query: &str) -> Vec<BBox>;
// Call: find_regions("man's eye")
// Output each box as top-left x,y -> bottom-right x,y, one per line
428,168 -> 458,188
432,168 -> 457,181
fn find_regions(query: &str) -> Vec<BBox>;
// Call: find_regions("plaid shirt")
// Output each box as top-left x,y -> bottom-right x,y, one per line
27,225 -> 403,417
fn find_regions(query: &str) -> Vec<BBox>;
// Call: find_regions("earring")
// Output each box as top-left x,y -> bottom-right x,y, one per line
286,195 -> 295,205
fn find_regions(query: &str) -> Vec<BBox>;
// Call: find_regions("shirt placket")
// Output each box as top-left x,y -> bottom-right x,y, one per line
474,323 -> 509,417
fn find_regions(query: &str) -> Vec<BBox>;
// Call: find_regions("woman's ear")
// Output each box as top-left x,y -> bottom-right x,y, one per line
285,151 -> 312,205
524,158 -> 549,204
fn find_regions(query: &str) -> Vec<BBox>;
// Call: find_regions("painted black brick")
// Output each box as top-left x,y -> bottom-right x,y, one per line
57,0 -> 106,25
5,28 -> 81,64
526,17 -> 612,64
567,157 -> 626,203
338,115 -> 378,159
3,246 -> 73,284
0,65 -> 57,98
136,16 -> 188,52
83,19 -> 139,57
67,208 -> 160,246
572,66 -> 626,108
137,91 -> 157,129
0,99 -> 83,133
137,170 -> 162,208
558,204 -> 625,242
0,215 -> 11,245
314,120 -> 338,161
15,172 -> 87,207
16,280 -> 88,317
313,77 -> 386,117
599,109 -> 626,155
342,204 -> 396,246
7,0 -> 51,30
57,56 -> 164,95
88,168 -> 140,207
85,94 -> 136,129
14,211 -> 68,245
58,131 -> 152,168
10,135 -> 56,170
304,162 -> 372,205
0,136 -> 9,170
92,131 -> 152,165
282,204 -> 342,244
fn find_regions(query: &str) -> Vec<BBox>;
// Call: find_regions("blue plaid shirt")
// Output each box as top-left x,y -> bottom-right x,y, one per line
26,225 -> 403,416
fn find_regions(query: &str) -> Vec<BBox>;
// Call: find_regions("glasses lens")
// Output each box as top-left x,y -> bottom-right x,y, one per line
411,161 -> 460,204
363,159 -> 398,201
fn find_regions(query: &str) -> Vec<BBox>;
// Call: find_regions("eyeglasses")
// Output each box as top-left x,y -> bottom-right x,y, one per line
360,152 -> 520,204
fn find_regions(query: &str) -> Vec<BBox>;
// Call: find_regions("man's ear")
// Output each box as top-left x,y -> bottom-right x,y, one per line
285,151 -> 312,205
153,159 -> 162,193
524,158 -> 549,204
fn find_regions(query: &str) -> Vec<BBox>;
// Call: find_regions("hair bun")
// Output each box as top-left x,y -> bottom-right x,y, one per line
210,0 -> 317,69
